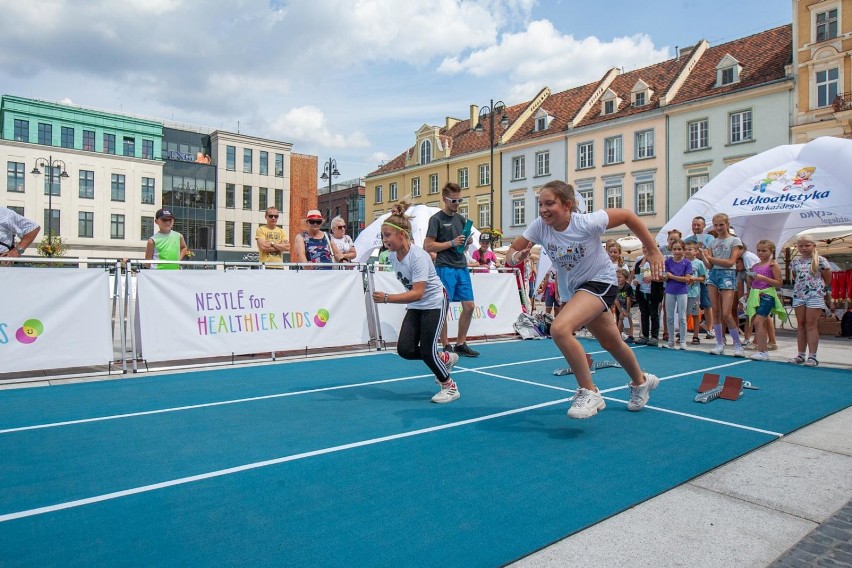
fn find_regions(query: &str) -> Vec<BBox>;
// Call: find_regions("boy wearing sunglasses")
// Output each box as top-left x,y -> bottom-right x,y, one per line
424,182 -> 479,357
256,207 -> 290,267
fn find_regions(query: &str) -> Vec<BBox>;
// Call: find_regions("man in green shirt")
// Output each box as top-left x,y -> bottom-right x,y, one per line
145,208 -> 187,269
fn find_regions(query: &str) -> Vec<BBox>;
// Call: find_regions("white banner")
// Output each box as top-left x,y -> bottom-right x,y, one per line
372,271 -> 522,342
136,269 -> 368,362
0,268 -> 113,373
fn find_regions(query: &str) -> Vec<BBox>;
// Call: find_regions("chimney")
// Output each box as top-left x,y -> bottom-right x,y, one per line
470,105 -> 479,130
675,46 -> 680,62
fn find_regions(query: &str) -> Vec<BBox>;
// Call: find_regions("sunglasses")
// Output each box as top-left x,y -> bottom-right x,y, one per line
307,219 -> 323,225
444,197 -> 463,204
333,225 -> 345,230
267,214 -> 279,219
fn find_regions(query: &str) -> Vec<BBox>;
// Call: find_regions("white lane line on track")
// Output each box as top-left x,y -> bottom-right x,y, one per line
0,397 -> 574,523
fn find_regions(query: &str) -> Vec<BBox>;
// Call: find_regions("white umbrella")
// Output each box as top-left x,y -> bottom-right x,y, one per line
658,137 -> 852,250
353,204 -> 481,262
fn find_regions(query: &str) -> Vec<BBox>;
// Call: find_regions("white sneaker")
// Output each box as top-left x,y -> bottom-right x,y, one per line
661,342 -> 673,349
678,342 -> 687,350
710,344 -> 725,355
439,351 -> 459,372
733,345 -> 745,358
431,379 -> 460,403
750,351 -> 769,361
627,372 -> 659,411
567,388 -> 605,419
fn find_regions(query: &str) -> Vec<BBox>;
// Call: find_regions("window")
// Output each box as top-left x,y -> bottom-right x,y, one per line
103,133 -> 116,154
429,174 -> 439,194
78,212 -> 94,238
375,185 -> 383,203
14,119 -> 28,142
816,8 -> 838,42
458,168 -> 469,189
225,183 -> 235,208
242,223 -> 252,246
141,216 -> 154,240
141,177 -> 155,204
226,146 -> 236,171
275,153 -> 284,177
79,170 -> 94,199
458,203 -> 469,218
635,130 -> 654,159
225,221 -> 235,246
512,156 -> 526,180
688,174 -> 709,197
110,174 -> 125,201
512,197 -> 525,226
635,180 -> 654,215
7,161 -> 24,193
479,164 -> 490,186
38,123 -> 52,145
44,209 -> 60,236
605,180 -> 623,208
44,166 -> 61,196
535,151 -> 550,176
243,148 -> 252,173
576,181 -> 594,213
242,185 -> 252,210
412,178 -> 421,197
578,142 -> 594,169
604,100 -> 615,114
110,214 -> 125,239
604,136 -> 623,164
122,136 -> 135,157
720,67 -> 735,85
816,68 -> 840,108
8,206 -> 24,216
729,110 -> 753,144
259,151 -> 268,175
688,120 -> 709,150
258,187 -> 268,210
275,189 -> 284,210
420,140 -> 432,164
536,116 -> 546,131
634,92 -> 646,107
61,127 -> 74,149
389,182 -> 398,201
478,203 -> 490,229
83,130 -> 95,152
142,139 -> 154,159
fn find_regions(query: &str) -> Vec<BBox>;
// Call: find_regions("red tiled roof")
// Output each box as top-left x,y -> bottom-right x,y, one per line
510,82 -> 601,143
668,24 -> 792,106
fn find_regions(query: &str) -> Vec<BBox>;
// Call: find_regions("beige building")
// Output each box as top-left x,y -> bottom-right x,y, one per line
791,0 -> 852,141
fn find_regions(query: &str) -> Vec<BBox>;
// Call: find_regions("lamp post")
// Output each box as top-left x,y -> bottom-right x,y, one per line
319,157 -> 340,227
474,100 -> 509,232
31,156 -> 70,241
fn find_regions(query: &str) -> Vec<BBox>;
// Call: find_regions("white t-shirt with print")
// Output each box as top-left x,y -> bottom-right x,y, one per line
389,244 -> 446,310
523,210 -> 616,301
331,234 -> 354,255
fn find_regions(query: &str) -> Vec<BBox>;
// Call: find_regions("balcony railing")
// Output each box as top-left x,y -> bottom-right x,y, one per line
832,92 -> 852,112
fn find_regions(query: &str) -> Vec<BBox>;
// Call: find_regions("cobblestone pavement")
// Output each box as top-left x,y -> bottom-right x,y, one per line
768,499 -> 852,567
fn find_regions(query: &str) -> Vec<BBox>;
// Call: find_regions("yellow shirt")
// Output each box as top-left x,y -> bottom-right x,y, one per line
255,225 -> 287,264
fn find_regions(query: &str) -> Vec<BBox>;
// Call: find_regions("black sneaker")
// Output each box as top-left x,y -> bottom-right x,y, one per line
454,343 -> 480,357
442,345 -> 453,353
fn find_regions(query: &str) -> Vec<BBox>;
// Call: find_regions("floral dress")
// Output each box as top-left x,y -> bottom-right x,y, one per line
790,256 -> 830,307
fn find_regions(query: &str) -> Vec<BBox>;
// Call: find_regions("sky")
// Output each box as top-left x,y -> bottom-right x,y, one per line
0,1 -> 792,186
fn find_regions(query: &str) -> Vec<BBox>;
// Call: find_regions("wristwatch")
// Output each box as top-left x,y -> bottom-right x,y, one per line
16,247 -> 25,255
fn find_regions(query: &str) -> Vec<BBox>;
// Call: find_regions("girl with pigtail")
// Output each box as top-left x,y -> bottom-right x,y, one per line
788,234 -> 833,366
371,201 -> 461,403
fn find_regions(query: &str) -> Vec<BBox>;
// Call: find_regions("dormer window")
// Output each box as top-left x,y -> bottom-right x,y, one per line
715,54 -> 742,87
604,100 -> 615,114
419,139 -> 432,164
600,88 -> 621,115
634,92 -> 645,107
533,109 -> 553,132
630,80 -> 653,107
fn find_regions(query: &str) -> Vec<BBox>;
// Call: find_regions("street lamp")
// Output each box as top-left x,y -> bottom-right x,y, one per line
31,156 -> 70,239
474,100 -> 509,231
319,157 -> 340,226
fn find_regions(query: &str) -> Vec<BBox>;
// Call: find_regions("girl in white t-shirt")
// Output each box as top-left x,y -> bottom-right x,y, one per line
506,180 -> 664,420
371,202 -> 460,404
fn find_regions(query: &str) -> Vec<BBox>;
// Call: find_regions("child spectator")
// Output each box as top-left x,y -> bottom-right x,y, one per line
788,234 -> 833,366
745,240 -> 785,361
607,241 -> 629,272
685,242 -> 707,344
614,268 -> 635,343
471,233 -> 497,273
663,239 -> 692,349
145,208 -> 188,270
701,213 -> 745,357
633,246 -> 664,346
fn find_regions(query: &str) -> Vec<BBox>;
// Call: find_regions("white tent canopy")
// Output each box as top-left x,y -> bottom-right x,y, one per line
658,137 -> 852,250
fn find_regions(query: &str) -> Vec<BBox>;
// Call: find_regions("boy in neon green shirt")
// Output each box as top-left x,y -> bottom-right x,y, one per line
144,208 -> 187,270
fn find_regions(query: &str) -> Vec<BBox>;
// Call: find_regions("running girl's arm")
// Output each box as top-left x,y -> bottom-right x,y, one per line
505,235 -> 534,267
605,209 -> 663,278
372,281 -> 426,304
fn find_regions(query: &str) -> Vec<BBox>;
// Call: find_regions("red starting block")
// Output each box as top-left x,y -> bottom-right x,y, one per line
695,374 -> 757,403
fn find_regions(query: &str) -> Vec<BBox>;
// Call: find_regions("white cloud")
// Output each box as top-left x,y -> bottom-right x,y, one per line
271,106 -> 371,149
439,19 -> 671,100
370,151 -> 390,165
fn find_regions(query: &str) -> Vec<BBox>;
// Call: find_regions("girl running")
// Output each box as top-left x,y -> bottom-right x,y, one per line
744,239 -> 785,361
371,202 -> 460,403
506,180 -> 663,419
788,235 -> 832,366
701,213 -> 745,357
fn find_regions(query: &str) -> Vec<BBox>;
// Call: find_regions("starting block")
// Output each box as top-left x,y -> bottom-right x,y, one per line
694,373 -> 758,403
554,354 -> 621,376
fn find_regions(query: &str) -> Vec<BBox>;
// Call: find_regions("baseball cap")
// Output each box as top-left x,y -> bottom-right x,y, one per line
480,233 -> 491,242
155,208 -> 174,220
306,209 -> 323,220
